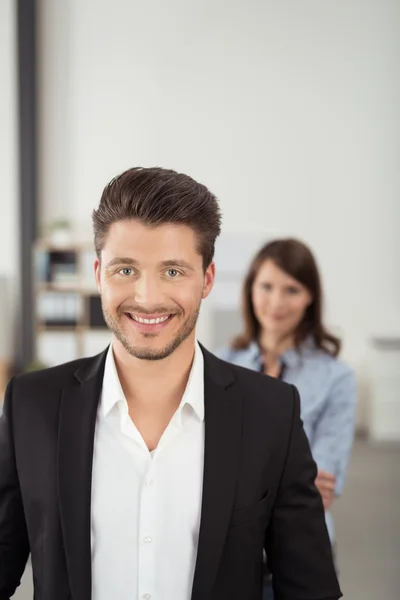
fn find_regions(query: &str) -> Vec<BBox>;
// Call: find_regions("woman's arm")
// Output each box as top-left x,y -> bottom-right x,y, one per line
311,368 -> 357,500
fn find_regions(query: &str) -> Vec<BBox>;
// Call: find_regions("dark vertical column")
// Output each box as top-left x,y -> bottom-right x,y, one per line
16,0 -> 38,371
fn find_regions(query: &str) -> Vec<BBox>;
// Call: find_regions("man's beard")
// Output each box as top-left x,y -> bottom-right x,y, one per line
102,302 -> 201,360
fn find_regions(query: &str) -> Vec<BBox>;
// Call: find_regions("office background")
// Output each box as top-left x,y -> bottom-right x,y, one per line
1,1 -> 399,598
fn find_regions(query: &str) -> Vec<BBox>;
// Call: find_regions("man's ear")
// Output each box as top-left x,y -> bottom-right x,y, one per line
94,258 -> 101,293
202,261 -> 216,299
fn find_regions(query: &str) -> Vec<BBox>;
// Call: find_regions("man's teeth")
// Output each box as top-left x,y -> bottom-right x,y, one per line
130,314 -> 170,324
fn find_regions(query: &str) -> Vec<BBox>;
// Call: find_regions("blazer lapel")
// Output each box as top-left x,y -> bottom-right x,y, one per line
191,348 -> 243,600
57,350 -> 108,600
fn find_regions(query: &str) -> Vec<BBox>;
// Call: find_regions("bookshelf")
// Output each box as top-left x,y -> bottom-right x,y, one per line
33,242 -> 111,367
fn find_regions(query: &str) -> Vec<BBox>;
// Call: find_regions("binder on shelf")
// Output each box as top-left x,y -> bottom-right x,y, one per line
34,242 -> 109,366
88,295 -> 107,328
37,292 -> 82,327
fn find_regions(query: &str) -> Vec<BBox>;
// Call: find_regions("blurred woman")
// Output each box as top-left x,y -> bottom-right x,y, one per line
217,238 -> 357,600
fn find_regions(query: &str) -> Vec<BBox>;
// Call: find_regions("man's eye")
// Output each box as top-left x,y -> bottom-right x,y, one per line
167,269 -> 180,278
120,268 -> 133,276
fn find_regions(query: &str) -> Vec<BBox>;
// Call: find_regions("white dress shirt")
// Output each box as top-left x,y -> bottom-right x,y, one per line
91,342 -> 205,600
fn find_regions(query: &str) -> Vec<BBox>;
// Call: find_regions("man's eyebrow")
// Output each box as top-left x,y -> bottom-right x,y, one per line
105,257 -> 139,269
104,258 -> 195,271
161,260 -> 195,271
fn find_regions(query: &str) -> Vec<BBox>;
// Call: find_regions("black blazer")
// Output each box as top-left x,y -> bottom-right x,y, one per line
0,346 -> 341,600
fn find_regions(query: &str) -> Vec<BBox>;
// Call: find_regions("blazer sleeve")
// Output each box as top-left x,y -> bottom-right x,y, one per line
264,385 -> 342,600
0,378 -> 30,600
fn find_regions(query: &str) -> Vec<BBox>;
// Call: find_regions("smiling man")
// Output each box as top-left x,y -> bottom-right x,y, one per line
0,167 -> 341,600
96,219 -> 209,363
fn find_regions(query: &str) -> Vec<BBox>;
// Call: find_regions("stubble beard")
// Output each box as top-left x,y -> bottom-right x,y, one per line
102,303 -> 201,361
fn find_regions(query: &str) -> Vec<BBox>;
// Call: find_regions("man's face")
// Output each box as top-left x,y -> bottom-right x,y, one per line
95,220 -> 215,360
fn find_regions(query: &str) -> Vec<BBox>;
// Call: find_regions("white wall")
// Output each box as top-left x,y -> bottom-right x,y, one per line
39,0 -> 400,433
0,0 -> 19,360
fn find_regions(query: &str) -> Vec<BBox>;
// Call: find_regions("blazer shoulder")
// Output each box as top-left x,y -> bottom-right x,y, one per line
233,360 -> 294,397
214,358 -> 298,441
212,350 -> 296,413
4,350 -> 108,428
12,351 -> 106,395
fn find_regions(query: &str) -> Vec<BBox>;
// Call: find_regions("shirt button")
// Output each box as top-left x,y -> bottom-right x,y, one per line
143,536 -> 153,544
145,479 -> 153,487
143,595 -> 152,600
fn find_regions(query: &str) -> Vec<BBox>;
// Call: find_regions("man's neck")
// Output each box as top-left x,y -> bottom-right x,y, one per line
111,335 -> 197,411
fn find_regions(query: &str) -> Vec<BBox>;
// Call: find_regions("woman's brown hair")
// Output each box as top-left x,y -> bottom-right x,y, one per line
231,238 -> 341,357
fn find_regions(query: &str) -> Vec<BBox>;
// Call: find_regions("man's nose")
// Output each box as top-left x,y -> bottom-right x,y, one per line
132,274 -> 165,306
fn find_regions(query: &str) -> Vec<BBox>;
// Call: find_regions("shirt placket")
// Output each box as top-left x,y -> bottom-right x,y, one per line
137,455 -> 157,600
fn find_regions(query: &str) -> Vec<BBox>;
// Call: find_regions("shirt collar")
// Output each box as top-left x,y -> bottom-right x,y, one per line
101,341 -> 205,422
177,340 -> 204,422
248,336 -> 316,370
247,341 -> 264,371
101,345 -> 126,418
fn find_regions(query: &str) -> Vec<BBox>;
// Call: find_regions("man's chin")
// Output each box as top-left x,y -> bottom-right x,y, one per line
126,344 -> 178,361
116,333 -> 184,361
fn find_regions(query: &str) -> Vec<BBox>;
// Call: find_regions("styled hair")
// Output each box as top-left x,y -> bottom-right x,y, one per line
92,167 -> 222,269
232,238 -> 341,357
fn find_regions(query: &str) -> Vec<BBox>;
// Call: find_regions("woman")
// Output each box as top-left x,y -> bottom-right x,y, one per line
217,238 -> 357,600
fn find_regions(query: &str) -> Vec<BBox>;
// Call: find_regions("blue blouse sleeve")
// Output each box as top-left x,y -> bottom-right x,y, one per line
310,367 -> 357,496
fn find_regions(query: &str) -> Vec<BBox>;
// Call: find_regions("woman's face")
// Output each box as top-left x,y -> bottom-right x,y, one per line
251,260 -> 312,339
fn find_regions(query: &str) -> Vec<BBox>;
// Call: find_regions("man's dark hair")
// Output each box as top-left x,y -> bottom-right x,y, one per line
92,167 -> 222,269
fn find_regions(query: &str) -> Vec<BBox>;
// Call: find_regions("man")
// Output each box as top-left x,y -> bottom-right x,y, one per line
0,167 -> 342,600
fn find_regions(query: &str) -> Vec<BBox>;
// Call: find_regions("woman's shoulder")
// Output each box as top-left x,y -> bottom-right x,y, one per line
305,346 -> 355,383
215,343 -> 259,369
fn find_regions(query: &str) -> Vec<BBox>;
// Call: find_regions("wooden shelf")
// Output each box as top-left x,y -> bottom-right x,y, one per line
35,240 -> 95,252
37,283 -> 98,295
37,325 -> 80,333
33,242 -> 109,366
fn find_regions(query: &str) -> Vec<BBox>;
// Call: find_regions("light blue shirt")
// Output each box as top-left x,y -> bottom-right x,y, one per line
217,340 -> 357,542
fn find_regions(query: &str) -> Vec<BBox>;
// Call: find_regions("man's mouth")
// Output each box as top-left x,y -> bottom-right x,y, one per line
124,313 -> 173,325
